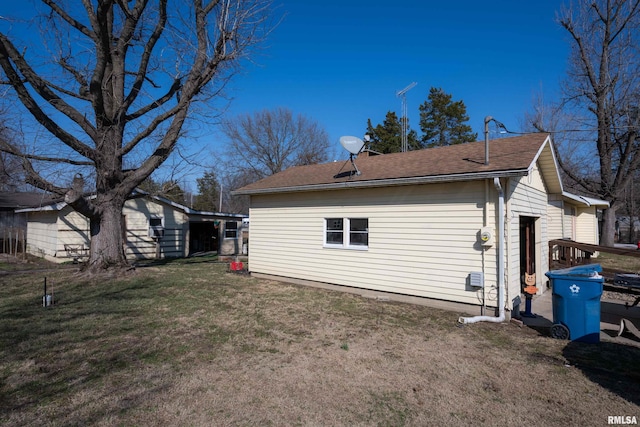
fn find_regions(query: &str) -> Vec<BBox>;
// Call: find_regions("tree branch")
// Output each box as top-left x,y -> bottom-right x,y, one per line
20,155 -> 69,196
119,96 -> 183,157
606,0 -> 640,44
0,35 -> 97,160
125,78 -> 181,121
42,0 -> 96,41
58,57 -> 91,99
0,141 -> 94,166
123,0 -> 168,111
64,174 -> 101,219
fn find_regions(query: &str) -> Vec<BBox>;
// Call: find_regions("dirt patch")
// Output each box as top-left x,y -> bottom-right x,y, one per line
604,289 -> 640,303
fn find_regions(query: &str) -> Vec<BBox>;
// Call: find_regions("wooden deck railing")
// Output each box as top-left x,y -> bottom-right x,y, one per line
549,239 -> 640,284
549,239 -> 640,267
549,239 -> 593,268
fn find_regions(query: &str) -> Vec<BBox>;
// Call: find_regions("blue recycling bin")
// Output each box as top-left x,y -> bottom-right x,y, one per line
545,264 -> 604,343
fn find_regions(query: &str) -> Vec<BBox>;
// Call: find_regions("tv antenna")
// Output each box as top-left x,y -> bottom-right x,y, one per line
339,135 -> 366,176
396,82 -> 417,152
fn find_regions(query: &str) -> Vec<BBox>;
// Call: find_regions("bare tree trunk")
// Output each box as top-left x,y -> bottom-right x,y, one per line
601,207 -> 617,247
0,1 -> 273,272
89,201 -> 126,269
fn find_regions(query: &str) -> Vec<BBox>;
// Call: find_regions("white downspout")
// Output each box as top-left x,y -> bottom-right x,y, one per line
459,177 -> 505,324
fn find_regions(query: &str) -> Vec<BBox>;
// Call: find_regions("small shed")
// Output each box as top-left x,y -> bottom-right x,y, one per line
18,190 -> 247,263
234,134 -> 608,318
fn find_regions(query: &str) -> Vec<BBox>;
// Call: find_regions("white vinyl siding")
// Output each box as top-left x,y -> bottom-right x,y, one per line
547,197 -> 599,245
56,208 -> 91,258
26,207 -> 91,261
576,206 -> 599,245
123,198 -> 186,259
547,197 -> 564,240
563,206 -> 576,240
248,181 -> 499,306
244,139 -> 607,309
25,211 -> 59,258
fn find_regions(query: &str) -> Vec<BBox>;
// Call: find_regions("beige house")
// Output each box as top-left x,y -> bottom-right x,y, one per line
18,190 -> 247,263
548,193 -> 608,243
234,134 -> 608,318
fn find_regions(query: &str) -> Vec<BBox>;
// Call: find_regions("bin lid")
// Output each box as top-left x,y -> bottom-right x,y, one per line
545,264 -> 602,279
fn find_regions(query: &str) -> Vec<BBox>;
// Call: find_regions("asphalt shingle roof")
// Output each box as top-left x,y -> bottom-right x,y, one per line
235,133 -> 550,194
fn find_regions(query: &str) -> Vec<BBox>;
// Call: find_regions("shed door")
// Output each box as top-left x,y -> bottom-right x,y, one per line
519,217 -> 536,284
189,222 -> 218,255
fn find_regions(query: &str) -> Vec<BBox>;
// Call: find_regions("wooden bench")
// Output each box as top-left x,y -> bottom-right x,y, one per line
64,244 -> 89,262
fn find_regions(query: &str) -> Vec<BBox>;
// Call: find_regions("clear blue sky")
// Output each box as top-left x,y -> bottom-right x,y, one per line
1,1 -> 571,189
220,1 -> 569,159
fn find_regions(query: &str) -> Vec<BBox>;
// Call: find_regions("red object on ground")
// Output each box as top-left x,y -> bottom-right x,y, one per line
637,240 -> 640,250
230,261 -> 244,271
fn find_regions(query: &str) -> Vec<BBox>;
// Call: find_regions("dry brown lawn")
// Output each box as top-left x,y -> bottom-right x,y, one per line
1,257 -> 639,426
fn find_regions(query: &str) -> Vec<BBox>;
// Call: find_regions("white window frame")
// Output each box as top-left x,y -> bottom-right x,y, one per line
149,215 -> 163,228
323,217 -> 369,250
148,215 -> 164,239
224,221 -> 238,239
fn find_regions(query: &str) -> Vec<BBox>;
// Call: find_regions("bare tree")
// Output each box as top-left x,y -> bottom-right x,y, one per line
221,168 -> 253,214
220,107 -> 330,180
0,103 -> 25,191
0,1 -> 273,270
0,151 -> 22,191
532,1 -> 640,246
0,131 -> 24,191
525,95 -> 602,193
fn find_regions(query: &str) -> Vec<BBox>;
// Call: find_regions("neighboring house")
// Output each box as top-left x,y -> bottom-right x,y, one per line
549,193 -> 609,242
0,192 -> 58,253
0,192 -> 58,230
234,134 -> 608,318
17,190 -> 247,263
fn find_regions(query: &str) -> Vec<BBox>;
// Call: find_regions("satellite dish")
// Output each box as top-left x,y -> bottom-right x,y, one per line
339,136 -> 365,155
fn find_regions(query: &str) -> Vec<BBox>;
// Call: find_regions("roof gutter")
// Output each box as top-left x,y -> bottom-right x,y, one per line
16,188 -> 247,217
16,202 -> 67,213
562,191 -> 610,208
233,169 -> 530,196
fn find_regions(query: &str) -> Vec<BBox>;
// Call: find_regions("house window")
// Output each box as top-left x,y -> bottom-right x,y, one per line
325,218 -> 344,245
324,217 -> 368,249
349,218 -> 369,246
224,221 -> 238,239
148,216 -> 164,239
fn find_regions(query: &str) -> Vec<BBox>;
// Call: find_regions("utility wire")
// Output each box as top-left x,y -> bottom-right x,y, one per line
494,120 -> 638,135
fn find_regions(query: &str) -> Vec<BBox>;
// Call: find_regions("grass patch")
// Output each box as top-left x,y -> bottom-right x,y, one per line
1,258 -> 639,426
367,391 -> 412,426
598,251 -> 640,272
